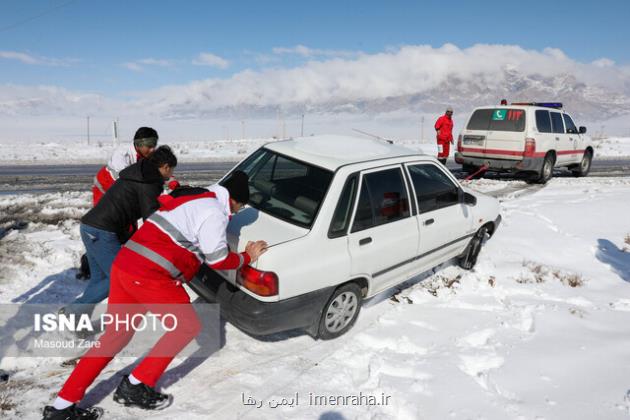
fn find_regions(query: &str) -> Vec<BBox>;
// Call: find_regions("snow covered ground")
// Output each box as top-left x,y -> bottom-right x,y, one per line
1,176 -> 630,419
1,136 -> 629,165
592,136 -> 630,158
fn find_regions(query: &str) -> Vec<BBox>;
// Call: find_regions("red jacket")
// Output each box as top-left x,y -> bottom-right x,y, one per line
115,186 -> 249,283
435,114 -> 454,143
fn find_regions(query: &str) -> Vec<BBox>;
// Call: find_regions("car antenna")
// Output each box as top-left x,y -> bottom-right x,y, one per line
352,128 -> 394,144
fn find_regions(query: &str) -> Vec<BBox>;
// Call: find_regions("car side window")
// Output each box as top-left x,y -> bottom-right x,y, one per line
563,114 -> 578,134
407,164 -> 460,213
351,168 -> 410,232
550,112 -> 565,134
329,175 -> 358,238
535,110 -> 552,133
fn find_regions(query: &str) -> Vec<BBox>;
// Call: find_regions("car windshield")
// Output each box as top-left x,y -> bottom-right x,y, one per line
226,148 -> 334,228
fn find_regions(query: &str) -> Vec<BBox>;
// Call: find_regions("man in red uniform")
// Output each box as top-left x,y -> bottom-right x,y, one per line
43,171 -> 267,420
434,106 -> 454,165
92,127 -> 159,206
79,127 -> 179,280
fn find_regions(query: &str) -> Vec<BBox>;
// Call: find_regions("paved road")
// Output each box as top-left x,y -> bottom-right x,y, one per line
0,159 -> 628,194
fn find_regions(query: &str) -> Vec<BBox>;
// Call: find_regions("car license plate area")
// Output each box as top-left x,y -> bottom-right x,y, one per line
463,135 -> 485,145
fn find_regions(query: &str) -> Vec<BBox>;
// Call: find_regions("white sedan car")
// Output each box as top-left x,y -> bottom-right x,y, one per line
189,135 -> 501,339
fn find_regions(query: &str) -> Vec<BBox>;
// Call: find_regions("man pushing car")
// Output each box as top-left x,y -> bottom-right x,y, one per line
43,171 -> 268,420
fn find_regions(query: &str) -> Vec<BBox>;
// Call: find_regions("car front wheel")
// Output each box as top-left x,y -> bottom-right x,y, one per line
459,226 -> 488,270
317,283 -> 363,340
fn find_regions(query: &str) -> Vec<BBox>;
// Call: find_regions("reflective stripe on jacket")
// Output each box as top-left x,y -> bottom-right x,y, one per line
114,185 -> 250,282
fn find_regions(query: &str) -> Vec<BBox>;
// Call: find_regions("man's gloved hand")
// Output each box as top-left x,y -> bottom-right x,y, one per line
168,178 -> 180,191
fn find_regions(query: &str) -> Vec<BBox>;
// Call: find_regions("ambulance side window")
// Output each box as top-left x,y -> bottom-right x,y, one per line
550,112 -> 565,134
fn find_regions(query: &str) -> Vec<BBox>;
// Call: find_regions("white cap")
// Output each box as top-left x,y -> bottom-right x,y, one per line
446,106 -> 453,112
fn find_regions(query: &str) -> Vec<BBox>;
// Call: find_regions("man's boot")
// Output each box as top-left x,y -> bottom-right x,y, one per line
42,405 -> 103,420
113,375 -> 172,410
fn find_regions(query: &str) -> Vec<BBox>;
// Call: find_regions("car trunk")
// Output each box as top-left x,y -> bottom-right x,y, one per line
217,207 -> 309,285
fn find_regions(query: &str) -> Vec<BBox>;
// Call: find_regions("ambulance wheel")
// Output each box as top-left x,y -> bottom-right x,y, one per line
571,150 -> 592,177
531,153 -> 554,184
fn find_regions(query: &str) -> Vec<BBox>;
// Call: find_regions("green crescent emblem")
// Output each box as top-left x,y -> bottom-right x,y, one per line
492,109 -> 507,121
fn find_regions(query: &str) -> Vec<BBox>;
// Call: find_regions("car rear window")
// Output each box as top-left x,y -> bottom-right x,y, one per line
466,108 -> 526,132
227,148 -> 333,228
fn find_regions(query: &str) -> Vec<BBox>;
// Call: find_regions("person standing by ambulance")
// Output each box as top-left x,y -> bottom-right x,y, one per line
434,106 -> 454,165
43,171 -> 267,419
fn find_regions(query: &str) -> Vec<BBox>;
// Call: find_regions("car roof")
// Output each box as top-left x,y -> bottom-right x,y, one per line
473,105 -> 568,112
263,135 -> 424,171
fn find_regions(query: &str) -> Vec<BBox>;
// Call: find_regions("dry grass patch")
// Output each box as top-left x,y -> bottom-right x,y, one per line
0,377 -> 46,415
517,261 -> 584,287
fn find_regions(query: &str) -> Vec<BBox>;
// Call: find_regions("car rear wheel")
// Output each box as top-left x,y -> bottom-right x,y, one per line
317,283 -> 362,340
571,150 -> 592,177
458,226 -> 488,270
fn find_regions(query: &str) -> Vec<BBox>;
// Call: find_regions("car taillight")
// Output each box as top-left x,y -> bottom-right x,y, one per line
237,265 -> 278,296
457,134 -> 463,152
524,138 -> 536,157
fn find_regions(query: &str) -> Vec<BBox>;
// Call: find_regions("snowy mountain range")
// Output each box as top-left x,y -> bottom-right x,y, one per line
157,67 -> 630,122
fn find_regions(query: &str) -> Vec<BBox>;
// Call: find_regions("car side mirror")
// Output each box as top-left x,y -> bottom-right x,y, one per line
579,126 -> 587,134
463,191 -> 477,206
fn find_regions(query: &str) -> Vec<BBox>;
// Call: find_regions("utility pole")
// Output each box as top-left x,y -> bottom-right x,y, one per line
301,113 -> 304,136
112,119 -> 119,146
241,120 -> 245,140
282,114 -> 286,139
87,116 -> 91,146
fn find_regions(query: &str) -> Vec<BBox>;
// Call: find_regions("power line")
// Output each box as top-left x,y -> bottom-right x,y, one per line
0,0 -> 80,34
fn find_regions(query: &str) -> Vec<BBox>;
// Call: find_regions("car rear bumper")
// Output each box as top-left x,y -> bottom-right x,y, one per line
187,265 -> 335,338
455,153 -> 544,172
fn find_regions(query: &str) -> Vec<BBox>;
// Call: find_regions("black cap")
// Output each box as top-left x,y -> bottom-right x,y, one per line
223,170 -> 250,204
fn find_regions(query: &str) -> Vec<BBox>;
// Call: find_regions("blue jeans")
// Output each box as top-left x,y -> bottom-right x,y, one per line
67,224 -> 121,317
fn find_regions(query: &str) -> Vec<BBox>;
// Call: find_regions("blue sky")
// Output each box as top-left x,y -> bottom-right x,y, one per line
1,0 -> 628,96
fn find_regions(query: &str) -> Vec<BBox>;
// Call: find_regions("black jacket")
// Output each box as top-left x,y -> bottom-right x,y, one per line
81,160 -> 164,242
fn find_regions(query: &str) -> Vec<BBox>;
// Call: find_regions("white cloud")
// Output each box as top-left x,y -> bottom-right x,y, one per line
272,44 -> 360,58
592,58 -> 615,68
0,84 -> 114,117
134,44 -> 630,117
192,53 -> 229,69
122,62 -> 143,72
122,58 -> 175,72
0,50 -> 78,66
3,44 -> 630,126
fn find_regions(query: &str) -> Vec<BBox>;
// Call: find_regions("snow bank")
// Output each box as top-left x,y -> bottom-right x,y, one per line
1,136 -> 628,165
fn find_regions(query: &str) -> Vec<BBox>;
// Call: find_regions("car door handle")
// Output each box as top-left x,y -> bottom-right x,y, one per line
359,237 -> 372,246
555,137 -> 560,141
423,218 -> 435,226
